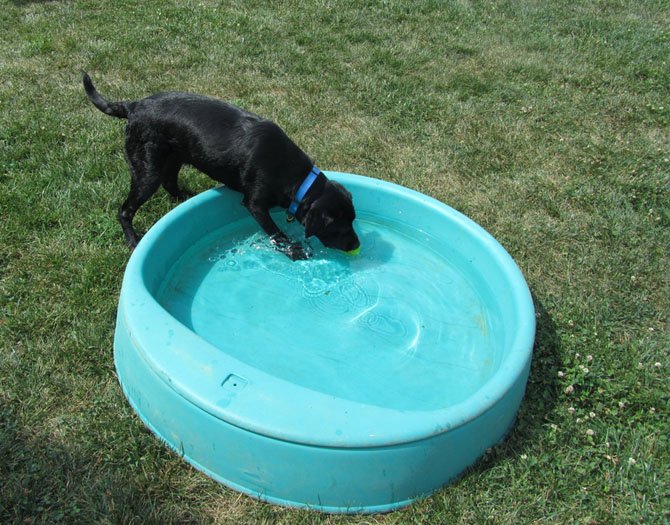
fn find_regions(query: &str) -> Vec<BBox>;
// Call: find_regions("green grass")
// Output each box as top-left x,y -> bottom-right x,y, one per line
1,0 -> 668,523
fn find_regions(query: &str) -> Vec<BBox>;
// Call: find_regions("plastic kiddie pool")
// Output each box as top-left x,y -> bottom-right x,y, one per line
114,172 -> 535,513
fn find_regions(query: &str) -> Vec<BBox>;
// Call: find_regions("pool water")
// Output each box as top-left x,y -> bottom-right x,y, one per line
156,211 -> 502,412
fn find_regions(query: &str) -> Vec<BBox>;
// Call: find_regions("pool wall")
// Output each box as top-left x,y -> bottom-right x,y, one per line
115,311 -> 530,512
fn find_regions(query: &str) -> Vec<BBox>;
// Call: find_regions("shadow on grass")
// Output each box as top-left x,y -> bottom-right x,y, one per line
10,0 -> 61,6
455,294 -> 562,475
0,401 -> 202,524
512,295 -> 562,440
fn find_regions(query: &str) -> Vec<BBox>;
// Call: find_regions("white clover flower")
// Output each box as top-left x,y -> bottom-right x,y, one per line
586,429 -> 595,436
565,385 -> 575,395
628,457 -> 636,466
558,371 -> 565,378
586,355 -> 593,362
568,406 -> 576,415
654,362 -> 662,368
589,412 -> 596,418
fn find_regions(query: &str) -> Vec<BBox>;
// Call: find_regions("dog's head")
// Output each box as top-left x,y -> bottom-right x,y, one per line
304,181 -> 360,253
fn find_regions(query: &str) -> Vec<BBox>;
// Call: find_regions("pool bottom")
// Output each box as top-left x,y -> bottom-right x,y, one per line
156,212 -> 503,412
115,304 -> 530,513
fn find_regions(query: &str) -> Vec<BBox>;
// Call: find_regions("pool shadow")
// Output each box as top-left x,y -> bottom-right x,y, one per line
510,294 -> 562,441
357,230 -> 396,267
450,293 -> 562,477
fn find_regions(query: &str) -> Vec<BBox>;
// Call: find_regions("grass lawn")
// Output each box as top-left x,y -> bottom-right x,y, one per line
1,0 -> 668,523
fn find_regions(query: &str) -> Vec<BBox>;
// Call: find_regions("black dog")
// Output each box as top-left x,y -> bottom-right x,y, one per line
82,72 -> 359,260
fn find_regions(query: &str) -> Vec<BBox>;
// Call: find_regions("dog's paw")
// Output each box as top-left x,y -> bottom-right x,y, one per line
269,235 -> 308,261
286,242 -> 308,261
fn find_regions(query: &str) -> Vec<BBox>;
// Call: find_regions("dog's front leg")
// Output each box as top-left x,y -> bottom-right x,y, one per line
245,204 -> 307,261
270,234 -> 308,261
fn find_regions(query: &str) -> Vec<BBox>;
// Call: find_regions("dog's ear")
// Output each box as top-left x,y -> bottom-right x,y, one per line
304,207 -> 333,238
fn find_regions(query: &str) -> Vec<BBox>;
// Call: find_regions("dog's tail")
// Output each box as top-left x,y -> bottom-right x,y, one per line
82,71 -> 133,119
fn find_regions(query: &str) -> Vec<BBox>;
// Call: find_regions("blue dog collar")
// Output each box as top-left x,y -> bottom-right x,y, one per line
288,166 -> 321,216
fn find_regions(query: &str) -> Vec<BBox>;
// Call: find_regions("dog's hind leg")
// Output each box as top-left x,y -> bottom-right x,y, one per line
119,137 -> 163,248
